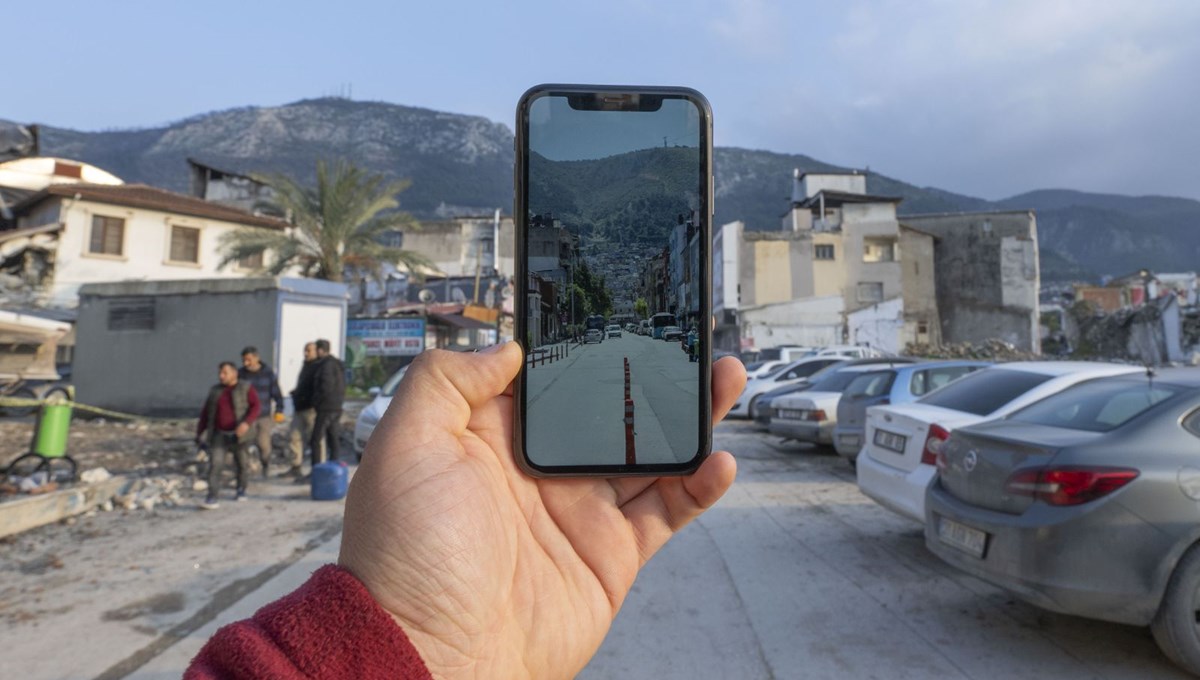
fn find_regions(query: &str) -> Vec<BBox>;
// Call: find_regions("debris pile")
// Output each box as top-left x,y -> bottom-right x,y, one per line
904,339 -> 1040,362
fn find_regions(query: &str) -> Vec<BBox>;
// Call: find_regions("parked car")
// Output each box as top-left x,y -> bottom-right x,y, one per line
752,358 -> 917,426
832,361 -> 990,461
743,360 -> 789,380
584,329 -> 603,344
354,365 -> 410,455
729,357 -> 847,418
924,368 -> 1200,676
662,326 -> 683,341
856,361 -> 1139,523
768,364 -> 896,445
606,324 -> 622,338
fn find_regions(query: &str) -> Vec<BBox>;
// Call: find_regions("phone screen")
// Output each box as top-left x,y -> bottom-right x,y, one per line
516,87 -> 711,474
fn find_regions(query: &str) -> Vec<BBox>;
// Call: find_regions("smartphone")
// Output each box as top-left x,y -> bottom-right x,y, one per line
513,84 -> 713,476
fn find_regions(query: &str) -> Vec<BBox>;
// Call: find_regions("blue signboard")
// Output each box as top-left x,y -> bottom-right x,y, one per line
346,318 -> 426,357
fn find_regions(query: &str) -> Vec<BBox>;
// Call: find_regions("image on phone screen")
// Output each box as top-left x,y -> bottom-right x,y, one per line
519,89 -> 709,472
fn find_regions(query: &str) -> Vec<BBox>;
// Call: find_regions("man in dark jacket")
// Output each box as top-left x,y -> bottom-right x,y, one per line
287,342 -> 321,478
239,346 -> 285,477
196,361 -> 260,509
309,338 -> 346,467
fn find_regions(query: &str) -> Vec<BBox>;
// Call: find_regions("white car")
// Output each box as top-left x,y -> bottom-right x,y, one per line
767,364 -> 885,444
743,360 -> 789,380
728,357 -> 846,418
584,329 -> 603,344
354,365 -> 410,456
856,361 -> 1141,523
606,324 -> 622,338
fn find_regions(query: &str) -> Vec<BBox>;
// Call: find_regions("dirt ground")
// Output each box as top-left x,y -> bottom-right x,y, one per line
0,406 -> 363,679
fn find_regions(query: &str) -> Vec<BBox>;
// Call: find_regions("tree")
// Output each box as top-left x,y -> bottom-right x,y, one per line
218,160 -> 432,282
634,297 -> 649,320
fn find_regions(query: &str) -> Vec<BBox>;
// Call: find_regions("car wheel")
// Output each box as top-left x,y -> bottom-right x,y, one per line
747,396 -> 760,420
1152,542 -> 1200,673
1,386 -> 39,417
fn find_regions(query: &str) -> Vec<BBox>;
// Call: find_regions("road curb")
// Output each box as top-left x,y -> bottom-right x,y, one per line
0,475 -> 133,539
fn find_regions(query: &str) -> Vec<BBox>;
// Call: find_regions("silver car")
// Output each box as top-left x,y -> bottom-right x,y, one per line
925,368 -> 1200,675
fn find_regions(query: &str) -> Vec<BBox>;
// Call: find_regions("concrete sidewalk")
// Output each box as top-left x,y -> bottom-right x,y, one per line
130,531 -> 342,679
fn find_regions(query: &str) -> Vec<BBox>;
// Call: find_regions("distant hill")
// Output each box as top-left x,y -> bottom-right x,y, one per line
9,98 -> 1200,282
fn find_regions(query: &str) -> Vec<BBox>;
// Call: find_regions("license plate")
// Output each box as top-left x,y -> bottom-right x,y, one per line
777,409 -> 803,419
838,434 -> 861,449
874,429 -> 908,453
937,517 -> 988,558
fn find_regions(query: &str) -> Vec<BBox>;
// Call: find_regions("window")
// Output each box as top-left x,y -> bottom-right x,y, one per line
107,297 -> 155,331
815,244 -> 835,260
89,215 -> 125,256
845,371 -> 895,398
918,369 -> 1053,416
863,238 -> 897,263
169,225 -> 201,263
238,251 -> 264,270
856,282 -> 884,303
910,366 -> 980,397
1010,379 -> 1179,433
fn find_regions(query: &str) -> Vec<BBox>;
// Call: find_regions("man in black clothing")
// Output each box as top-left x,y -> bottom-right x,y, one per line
309,338 -> 346,467
239,346 -> 285,477
286,342 -> 320,478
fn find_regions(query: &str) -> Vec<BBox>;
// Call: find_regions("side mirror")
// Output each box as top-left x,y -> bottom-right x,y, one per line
368,386 -> 382,397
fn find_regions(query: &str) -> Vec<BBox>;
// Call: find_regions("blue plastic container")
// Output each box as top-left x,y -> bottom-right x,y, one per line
311,461 -> 349,500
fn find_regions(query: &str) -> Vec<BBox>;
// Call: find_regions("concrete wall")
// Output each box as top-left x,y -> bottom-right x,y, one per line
899,227 -> 940,346
847,297 -> 904,355
903,211 -> 1040,353
740,296 -> 844,351
41,198 -> 290,307
840,204 -> 904,315
798,174 -> 867,200
713,221 -> 741,313
73,278 -> 346,416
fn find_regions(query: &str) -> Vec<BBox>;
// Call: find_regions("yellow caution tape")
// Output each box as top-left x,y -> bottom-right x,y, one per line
0,396 -> 148,421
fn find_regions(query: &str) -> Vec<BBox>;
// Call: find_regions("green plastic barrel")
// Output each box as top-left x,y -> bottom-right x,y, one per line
34,404 -> 73,458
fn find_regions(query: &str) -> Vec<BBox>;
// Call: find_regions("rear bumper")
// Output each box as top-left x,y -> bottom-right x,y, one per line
856,452 -> 934,523
832,425 -> 865,460
925,483 -> 1166,626
769,419 -> 834,444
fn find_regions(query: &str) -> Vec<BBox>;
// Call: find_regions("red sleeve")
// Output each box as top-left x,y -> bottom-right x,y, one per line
185,565 -> 433,680
244,386 -> 261,424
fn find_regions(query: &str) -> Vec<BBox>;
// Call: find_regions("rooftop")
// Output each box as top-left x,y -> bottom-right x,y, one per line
16,183 -> 288,230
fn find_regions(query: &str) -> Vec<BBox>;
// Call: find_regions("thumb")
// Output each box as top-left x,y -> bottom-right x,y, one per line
389,342 -> 523,437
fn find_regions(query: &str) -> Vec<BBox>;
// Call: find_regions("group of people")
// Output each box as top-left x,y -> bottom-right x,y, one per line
194,339 -> 346,508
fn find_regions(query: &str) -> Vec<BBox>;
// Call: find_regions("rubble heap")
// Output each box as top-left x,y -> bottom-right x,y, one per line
904,339 -> 1041,362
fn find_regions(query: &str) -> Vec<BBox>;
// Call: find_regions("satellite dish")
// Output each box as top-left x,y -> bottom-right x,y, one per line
418,289 -> 435,303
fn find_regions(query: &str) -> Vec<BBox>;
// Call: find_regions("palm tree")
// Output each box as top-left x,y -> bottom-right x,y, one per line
219,160 -> 433,283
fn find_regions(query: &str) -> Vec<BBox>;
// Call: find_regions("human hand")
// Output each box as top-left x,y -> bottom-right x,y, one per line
235,422 -> 250,438
339,342 -> 746,679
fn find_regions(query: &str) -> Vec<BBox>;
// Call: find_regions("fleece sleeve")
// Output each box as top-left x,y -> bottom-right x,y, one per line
184,564 -> 433,680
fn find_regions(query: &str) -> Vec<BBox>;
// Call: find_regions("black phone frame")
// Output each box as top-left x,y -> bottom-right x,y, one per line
513,83 -> 714,477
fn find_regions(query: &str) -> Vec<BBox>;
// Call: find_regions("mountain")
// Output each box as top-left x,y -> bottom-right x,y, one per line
9,98 -> 1200,282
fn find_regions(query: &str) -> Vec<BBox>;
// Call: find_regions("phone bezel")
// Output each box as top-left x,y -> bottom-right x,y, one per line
513,84 -> 714,477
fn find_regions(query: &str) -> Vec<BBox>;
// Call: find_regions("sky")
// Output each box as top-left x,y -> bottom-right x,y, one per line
6,0 -> 1199,201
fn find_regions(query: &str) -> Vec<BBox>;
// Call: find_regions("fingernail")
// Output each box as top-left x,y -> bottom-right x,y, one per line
479,342 -> 507,355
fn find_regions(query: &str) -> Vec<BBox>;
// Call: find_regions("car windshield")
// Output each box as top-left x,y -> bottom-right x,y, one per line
381,365 -> 411,397
844,371 -> 895,398
744,361 -> 766,373
778,359 -> 842,382
917,368 -> 1053,416
1009,378 -> 1184,432
758,363 -> 788,379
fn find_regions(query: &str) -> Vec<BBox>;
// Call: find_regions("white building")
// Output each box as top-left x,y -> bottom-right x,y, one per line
4,183 -> 290,308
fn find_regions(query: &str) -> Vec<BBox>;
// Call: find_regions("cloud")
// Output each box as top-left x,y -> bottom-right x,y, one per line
707,0 -> 789,60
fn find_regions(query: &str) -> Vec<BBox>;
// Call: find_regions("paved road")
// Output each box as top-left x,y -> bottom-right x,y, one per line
581,420 -> 1190,680
526,334 -> 701,466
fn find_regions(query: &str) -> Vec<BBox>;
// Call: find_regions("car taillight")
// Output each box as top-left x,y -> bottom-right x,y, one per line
808,409 -> 827,421
1004,467 -> 1139,506
922,423 -> 950,467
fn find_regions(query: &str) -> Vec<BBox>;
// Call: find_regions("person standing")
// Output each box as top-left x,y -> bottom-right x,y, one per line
239,346 -> 285,478
309,338 -> 346,468
196,361 -> 261,509
287,342 -> 321,478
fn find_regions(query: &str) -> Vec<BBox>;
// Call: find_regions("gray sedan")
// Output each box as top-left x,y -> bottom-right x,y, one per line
925,368 -> 1200,675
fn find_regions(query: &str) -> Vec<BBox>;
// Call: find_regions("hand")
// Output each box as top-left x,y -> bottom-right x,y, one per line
339,342 -> 746,679
274,412 -> 286,423
235,422 -> 250,438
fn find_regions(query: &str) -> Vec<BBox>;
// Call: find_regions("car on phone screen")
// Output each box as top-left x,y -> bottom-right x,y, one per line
662,326 -> 682,341
924,368 -> 1200,676
584,329 -> 603,344
606,325 -> 622,338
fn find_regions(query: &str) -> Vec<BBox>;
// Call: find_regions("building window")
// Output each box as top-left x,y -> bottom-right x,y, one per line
863,238 -> 897,263
857,282 -> 884,303
815,244 -> 835,260
108,297 -> 155,331
168,225 -> 201,263
238,251 -> 264,270
89,215 -> 125,256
